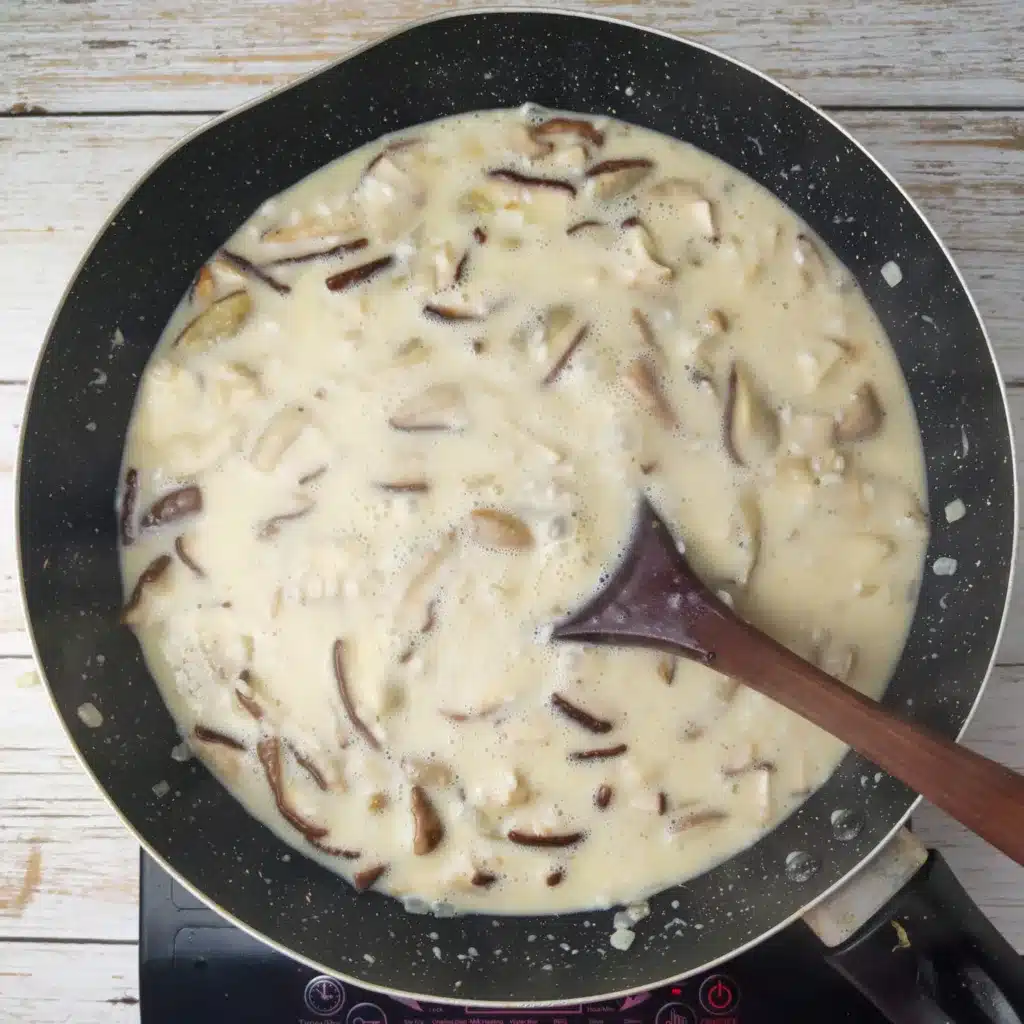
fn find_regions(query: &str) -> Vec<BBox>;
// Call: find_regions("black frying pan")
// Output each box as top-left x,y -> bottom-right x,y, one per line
17,9 -> 1022,1021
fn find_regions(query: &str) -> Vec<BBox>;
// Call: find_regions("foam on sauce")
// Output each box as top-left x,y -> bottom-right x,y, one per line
119,109 -> 928,914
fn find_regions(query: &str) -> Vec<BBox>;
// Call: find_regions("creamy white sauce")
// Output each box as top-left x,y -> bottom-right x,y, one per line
119,109 -> 928,914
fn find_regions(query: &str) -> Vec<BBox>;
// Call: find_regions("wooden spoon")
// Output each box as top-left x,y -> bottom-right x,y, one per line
551,496 -> 1024,866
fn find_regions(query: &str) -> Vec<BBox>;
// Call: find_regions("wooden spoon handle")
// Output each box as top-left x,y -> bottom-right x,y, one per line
708,615 -> 1024,867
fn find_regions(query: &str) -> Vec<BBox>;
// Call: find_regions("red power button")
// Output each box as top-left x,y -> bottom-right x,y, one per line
698,975 -> 738,1016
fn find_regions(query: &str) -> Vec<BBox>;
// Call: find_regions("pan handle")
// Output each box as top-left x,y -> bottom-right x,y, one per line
824,848 -> 1024,1024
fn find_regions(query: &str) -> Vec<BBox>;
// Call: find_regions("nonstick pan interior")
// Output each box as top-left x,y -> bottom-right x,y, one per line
17,10 -> 1016,1005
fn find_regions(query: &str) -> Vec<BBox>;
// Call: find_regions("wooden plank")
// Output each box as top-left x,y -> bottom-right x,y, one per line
0,661 -> 138,941
1,0 -> 1022,113
0,113 -> 1021,386
0,941 -> 138,1023
0,653 -> 1020,962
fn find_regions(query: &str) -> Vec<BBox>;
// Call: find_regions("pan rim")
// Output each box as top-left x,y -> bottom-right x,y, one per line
15,4 -> 1019,1008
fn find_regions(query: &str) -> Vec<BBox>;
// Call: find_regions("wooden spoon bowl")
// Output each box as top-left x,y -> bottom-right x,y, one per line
551,496 -> 1024,866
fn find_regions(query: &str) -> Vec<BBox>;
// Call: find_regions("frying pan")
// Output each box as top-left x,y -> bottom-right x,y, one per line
17,8 -> 1023,1021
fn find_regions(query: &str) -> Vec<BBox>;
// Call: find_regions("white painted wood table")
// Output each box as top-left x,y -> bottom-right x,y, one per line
0,1 -> 1021,1020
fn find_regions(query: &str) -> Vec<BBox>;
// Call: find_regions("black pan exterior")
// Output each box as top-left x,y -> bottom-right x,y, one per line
18,11 -> 1015,1005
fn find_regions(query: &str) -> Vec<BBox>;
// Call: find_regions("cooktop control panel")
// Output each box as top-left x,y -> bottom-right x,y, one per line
139,853 -> 883,1024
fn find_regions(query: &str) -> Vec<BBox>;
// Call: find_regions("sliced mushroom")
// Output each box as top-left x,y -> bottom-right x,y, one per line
193,724 -> 246,751
594,784 -> 613,810
669,809 -> 729,832
118,467 -> 139,547
794,232 -> 829,289
486,168 -> 577,198
261,204 -> 361,244
618,220 -> 673,286
725,363 -> 778,467
388,383 -> 468,433
568,743 -> 628,761
353,863 -> 388,892
173,290 -> 252,353
631,308 -> 666,360
257,500 -> 315,539
332,639 -> 381,751
411,785 -> 444,855
469,509 -> 534,550
507,829 -> 585,848
250,406 -> 310,472
622,356 -> 677,428
550,693 -> 613,734
359,143 -> 428,241
120,554 -> 173,625
140,485 -> 203,530
325,255 -> 394,292
835,383 -> 884,442
174,534 -> 206,578
542,319 -> 590,386
531,117 -> 605,148
644,177 -> 718,240
218,249 -> 290,295
256,736 -> 330,842
504,122 -> 553,160
191,264 -> 216,303
586,158 -> 654,199
263,237 -> 369,268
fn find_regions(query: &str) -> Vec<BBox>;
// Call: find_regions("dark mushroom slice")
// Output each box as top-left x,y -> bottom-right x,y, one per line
332,639 -> 381,750
257,736 -> 329,841
298,465 -> 328,486
507,829 -> 585,848
363,137 -> 421,176
388,383 -> 467,433
835,383 -> 884,442
622,357 -> 677,428
585,158 -> 654,199
469,508 -> 534,550
289,743 -> 330,791
173,289 -> 252,353
722,759 -> 777,778
193,724 -> 246,751
568,743 -> 628,762
471,870 -> 499,888
411,785 -> 444,855
263,238 -> 368,268
119,468 -> 139,547
120,554 -> 173,624
566,218 -> 604,237
189,264 -> 216,303
257,502 -> 315,540
423,303 -> 485,323
325,255 -> 394,292
486,168 -> 577,197
374,480 -> 430,495
541,323 -> 590,387
234,687 -> 264,721
140,485 -> 203,530
353,863 -> 388,892
174,535 -> 206,578
550,693 -> 613,734
631,308 -> 666,359
670,809 -> 730,832
595,784 -> 613,810
657,791 -> 668,816
546,869 -> 565,887
724,362 -> 778,467
472,226 -> 488,244
454,251 -> 470,285
657,657 -> 677,684
308,837 -> 361,859
531,118 -> 605,148
218,249 -> 290,295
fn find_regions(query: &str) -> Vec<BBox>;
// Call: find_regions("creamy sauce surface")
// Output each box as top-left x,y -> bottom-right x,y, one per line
119,108 -> 928,914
